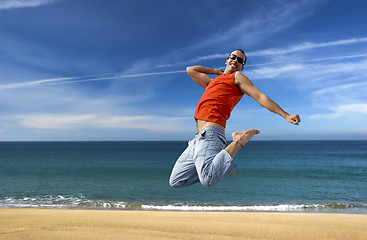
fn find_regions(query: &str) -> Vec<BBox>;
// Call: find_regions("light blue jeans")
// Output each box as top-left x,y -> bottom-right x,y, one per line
169,126 -> 236,188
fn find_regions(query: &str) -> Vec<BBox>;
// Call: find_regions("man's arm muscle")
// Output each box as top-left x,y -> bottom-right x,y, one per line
187,65 -> 223,88
235,72 -> 300,125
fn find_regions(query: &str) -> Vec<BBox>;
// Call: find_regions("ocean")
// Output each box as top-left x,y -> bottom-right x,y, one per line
1,141 -> 366,213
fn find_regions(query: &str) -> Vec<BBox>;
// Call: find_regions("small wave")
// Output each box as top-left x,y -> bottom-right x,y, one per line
141,204 -> 309,211
140,204 -> 367,212
0,195 -> 126,209
1,195 -> 366,213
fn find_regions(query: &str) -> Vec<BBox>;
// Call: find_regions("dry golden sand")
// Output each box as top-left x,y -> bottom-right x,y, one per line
1,208 -> 367,240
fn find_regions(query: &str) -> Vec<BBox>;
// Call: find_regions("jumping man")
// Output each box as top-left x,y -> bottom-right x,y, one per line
169,49 -> 300,188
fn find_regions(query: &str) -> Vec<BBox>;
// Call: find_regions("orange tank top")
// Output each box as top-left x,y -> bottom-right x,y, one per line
194,72 -> 244,128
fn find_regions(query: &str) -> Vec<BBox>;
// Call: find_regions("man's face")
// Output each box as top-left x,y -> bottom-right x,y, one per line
225,50 -> 245,73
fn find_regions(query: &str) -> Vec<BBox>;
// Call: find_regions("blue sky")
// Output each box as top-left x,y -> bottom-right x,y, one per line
0,0 -> 366,141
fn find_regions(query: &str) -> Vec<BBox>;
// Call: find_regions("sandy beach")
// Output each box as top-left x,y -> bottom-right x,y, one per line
1,208 -> 366,240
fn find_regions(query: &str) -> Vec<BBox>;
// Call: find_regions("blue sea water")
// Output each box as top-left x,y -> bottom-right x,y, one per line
0,141 -> 366,213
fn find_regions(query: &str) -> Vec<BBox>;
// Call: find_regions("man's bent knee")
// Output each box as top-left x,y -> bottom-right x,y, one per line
200,177 -> 216,188
169,177 -> 186,189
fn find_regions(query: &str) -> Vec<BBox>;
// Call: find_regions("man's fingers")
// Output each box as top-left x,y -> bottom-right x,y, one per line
289,115 -> 300,125
293,115 -> 301,125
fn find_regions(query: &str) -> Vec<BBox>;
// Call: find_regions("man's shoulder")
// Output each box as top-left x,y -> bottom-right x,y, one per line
234,71 -> 248,81
234,71 -> 253,89
234,71 -> 246,77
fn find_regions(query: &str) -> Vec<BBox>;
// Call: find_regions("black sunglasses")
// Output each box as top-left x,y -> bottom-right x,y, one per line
228,54 -> 245,65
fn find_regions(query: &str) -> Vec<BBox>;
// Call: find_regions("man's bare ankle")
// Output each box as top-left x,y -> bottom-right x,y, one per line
234,140 -> 244,148
232,129 -> 260,147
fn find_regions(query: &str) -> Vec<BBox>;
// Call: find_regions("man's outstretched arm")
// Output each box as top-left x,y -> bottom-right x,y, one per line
234,72 -> 301,125
186,65 -> 224,88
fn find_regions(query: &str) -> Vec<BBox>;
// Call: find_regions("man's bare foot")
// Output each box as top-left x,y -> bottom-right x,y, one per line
232,129 -> 260,148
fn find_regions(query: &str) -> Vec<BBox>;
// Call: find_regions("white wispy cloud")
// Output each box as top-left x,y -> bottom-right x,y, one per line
0,76 -> 81,90
309,82 -> 367,120
0,70 -> 185,90
154,0 -> 325,68
248,37 -> 367,56
312,82 -> 367,99
154,37 -> 367,69
1,52 -> 365,91
0,0 -> 57,9
245,54 -> 367,67
245,59 -> 367,83
10,113 -> 192,132
309,103 -> 367,120
245,64 -> 304,79
208,0 -> 323,48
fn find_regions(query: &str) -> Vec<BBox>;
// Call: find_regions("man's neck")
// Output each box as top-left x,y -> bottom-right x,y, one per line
223,69 -> 236,74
